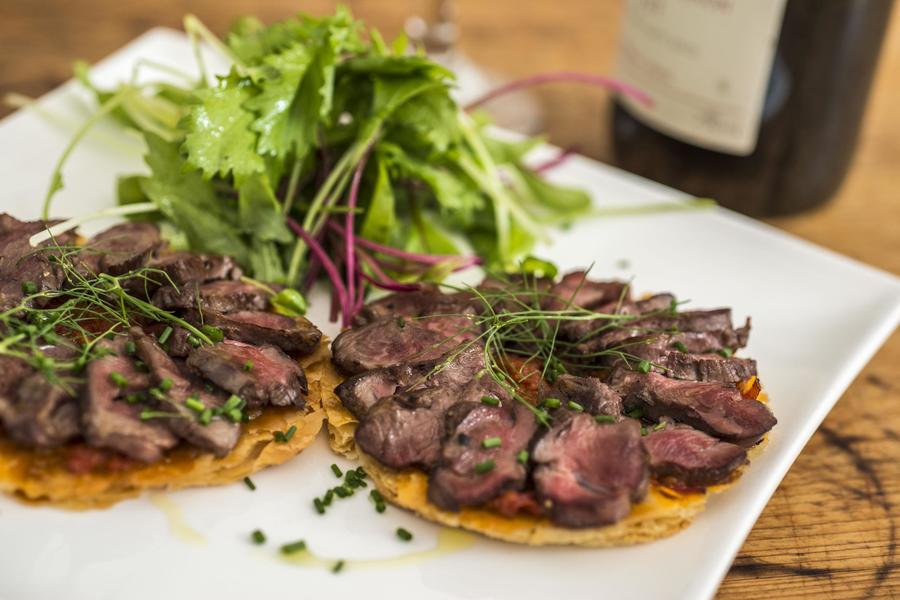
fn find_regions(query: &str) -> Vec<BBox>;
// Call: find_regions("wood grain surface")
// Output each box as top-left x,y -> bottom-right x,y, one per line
1,1 -> 898,597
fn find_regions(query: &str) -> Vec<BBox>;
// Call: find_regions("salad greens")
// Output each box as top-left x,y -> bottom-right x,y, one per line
43,7 -> 647,325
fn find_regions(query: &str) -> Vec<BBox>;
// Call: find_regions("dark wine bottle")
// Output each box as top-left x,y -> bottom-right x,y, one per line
611,0 -> 894,216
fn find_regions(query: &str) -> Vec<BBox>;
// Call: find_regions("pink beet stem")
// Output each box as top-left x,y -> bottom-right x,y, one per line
533,147 -> 576,174
287,217 -> 349,323
328,221 -> 483,267
344,154 -> 369,317
464,72 -> 652,111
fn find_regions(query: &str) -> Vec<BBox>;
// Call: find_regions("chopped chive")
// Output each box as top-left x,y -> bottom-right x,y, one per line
324,489 -> 334,505
200,325 -> 224,343
274,425 -> 297,443
243,360 -> 254,372
187,335 -> 201,348
332,560 -> 345,574
396,527 -> 413,541
149,387 -> 167,401
158,326 -> 173,345
653,422 -> 667,431
124,340 -> 136,355
718,347 -> 734,358
640,426 -> 648,436
330,464 -> 343,478
480,395 -> 500,406
108,371 -> 128,388
199,408 -> 212,425
395,316 -> 406,329
516,450 -> 529,464
280,540 -> 306,555
595,414 -> 617,424
158,377 -> 173,392
474,459 -> 496,474
625,407 -> 644,419
333,486 -> 352,498
139,409 -> 177,420
355,467 -> 367,478
566,400 -> 584,412
313,498 -> 326,514
226,408 -> 243,423
542,397 -> 561,409
21,281 -> 38,295
124,393 -> 143,404
134,360 -> 147,372
223,394 -> 244,411
251,529 -> 266,545
637,360 -> 652,374
185,396 -> 205,412
370,488 -> 386,513
481,436 -> 502,449
673,341 -> 689,353
243,476 -> 256,491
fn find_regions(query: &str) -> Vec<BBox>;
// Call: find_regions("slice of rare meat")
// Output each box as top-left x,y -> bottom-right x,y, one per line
131,328 -> 240,456
542,374 -> 623,418
428,400 -> 537,511
642,424 -> 748,488
542,271 -> 631,312
353,286 -> 478,325
152,280 -> 269,314
331,319 -> 455,375
83,344 -> 177,462
610,370 -> 776,446
335,343 -> 486,418
533,415 -> 648,528
186,340 -> 308,408
0,370 -> 82,448
355,375 -> 504,471
612,338 -> 758,384
81,222 -> 163,276
187,310 -> 322,354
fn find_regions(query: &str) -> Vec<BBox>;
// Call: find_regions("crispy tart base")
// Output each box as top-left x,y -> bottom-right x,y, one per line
319,359 -> 767,547
0,340 -> 332,509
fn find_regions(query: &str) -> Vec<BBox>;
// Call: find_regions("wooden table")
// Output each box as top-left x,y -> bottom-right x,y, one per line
2,1 -> 898,597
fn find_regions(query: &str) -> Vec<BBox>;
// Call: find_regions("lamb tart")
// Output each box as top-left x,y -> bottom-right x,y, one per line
0,340 -> 331,509
320,358 -> 769,547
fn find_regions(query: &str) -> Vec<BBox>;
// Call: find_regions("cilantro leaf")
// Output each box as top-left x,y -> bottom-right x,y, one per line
137,132 -> 249,263
182,73 -> 265,180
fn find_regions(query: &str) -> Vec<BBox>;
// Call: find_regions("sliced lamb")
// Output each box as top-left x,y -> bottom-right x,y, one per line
353,286 -> 478,325
331,319 -> 454,375
83,346 -> 177,462
428,400 -> 537,511
149,252 -> 242,287
533,415 -> 648,528
0,215 -> 73,310
335,343 -> 485,418
355,376 -> 504,470
542,374 -> 623,417
0,371 -> 81,448
186,340 -> 307,408
81,222 -> 163,276
152,280 -> 269,314
186,310 -> 322,354
542,271 -> 630,311
596,309 -> 751,352
131,328 -> 240,456
635,293 -> 676,314
610,370 -> 776,446
643,424 -> 748,488
613,339 -> 758,384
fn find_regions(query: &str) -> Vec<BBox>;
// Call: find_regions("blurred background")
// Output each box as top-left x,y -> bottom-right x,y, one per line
1,1 -> 898,597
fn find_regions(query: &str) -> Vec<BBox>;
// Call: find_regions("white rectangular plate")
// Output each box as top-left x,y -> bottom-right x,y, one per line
1,29 -> 898,600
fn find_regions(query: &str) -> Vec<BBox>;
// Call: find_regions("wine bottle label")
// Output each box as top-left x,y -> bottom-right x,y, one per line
615,0 -> 787,155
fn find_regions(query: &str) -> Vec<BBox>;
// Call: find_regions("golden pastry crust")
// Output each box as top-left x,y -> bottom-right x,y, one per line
0,340 -> 332,509
320,359 -> 768,546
